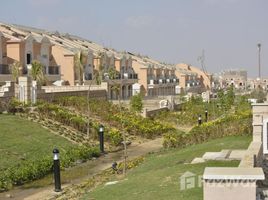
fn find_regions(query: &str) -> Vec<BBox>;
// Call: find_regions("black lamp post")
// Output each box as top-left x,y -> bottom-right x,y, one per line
99,124 -> 104,153
53,148 -> 61,192
205,110 -> 208,122
198,115 -> 202,125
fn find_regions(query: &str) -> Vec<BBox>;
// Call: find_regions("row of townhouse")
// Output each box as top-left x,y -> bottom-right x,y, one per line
0,22 -> 212,99
132,57 -> 179,97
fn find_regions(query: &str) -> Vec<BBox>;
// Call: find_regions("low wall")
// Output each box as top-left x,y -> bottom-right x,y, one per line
41,83 -> 107,93
142,107 -> 168,118
37,89 -> 107,102
203,167 -> 264,200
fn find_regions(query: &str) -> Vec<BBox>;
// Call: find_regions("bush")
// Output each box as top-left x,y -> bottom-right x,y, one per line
0,146 -> 100,191
163,111 -> 252,148
7,98 -> 24,114
130,93 -> 143,113
106,128 -> 123,146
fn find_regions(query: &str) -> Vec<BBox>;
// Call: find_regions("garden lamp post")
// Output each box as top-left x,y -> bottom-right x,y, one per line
99,124 -> 104,153
53,148 -> 61,192
198,114 -> 202,125
205,110 -> 208,122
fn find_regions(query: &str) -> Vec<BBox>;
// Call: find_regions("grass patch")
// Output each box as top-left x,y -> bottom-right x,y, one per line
0,114 -> 75,171
0,114 -> 99,190
84,135 -> 251,200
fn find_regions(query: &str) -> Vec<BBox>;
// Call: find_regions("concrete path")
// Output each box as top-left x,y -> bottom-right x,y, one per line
0,138 -> 163,200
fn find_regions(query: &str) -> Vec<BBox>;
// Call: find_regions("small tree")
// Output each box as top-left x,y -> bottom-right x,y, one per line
74,51 -> 87,85
130,93 -> 143,113
9,61 -> 22,83
30,60 -> 45,84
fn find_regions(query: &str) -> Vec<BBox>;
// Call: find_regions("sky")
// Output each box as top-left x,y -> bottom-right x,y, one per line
0,0 -> 267,77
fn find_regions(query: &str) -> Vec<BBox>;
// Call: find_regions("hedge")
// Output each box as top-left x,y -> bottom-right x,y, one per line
163,111 -> 252,148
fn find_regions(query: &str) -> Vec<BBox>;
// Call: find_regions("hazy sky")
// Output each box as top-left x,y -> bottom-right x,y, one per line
1,0 -> 267,77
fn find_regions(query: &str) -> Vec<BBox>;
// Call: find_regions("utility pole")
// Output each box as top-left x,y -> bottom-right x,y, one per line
198,49 -> 207,73
257,43 -> 261,80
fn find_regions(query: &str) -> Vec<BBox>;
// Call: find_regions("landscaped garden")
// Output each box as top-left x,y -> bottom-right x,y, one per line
0,87 -> 254,195
82,135 -> 251,200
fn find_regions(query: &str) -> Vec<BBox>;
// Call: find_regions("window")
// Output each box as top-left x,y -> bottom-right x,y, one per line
26,53 -> 31,64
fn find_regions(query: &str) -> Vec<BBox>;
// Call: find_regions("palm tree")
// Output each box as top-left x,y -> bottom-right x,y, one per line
9,61 -> 22,83
74,50 -> 88,85
30,60 -> 45,84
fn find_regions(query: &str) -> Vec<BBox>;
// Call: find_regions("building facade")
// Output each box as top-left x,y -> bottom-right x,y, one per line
219,69 -> 247,89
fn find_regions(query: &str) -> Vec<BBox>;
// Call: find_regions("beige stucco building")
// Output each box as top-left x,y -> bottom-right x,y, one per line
176,63 -> 212,93
132,58 -> 178,97
219,69 -> 247,89
0,22 -> 211,99
0,31 -> 9,82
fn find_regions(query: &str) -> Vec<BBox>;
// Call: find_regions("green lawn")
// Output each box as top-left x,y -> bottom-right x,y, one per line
84,135 -> 251,200
0,114 -> 75,171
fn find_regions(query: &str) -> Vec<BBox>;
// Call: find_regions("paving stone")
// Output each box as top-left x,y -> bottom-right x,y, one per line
191,157 -> 205,164
202,150 -> 229,161
228,150 -> 247,160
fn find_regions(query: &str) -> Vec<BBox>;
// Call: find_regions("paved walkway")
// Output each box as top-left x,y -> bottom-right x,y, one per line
0,138 -> 163,200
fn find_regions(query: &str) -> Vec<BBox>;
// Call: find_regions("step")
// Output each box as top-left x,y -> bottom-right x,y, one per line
202,150 -> 230,161
191,157 -> 205,164
228,150 -> 247,160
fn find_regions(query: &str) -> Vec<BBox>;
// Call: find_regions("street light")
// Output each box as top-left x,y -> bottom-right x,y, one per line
99,124 -> 104,153
205,110 -> 208,122
198,114 -> 202,125
257,43 -> 261,80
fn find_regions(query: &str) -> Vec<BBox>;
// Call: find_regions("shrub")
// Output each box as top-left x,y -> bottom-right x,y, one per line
130,93 -> 143,113
106,128 -> 123,146
54,96 -> 174,138
163,111 -> 252,148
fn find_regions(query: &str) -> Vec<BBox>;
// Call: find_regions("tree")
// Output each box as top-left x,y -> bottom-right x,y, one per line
9,61 -> 22,83
74,51 -> 87,85
225,86 -> 235,107
130,93 -> 143,113
30,60 -> 45,84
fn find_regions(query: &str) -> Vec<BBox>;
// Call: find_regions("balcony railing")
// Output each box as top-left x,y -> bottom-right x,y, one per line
105,73 -> 138,80
0,64 -> 10,74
